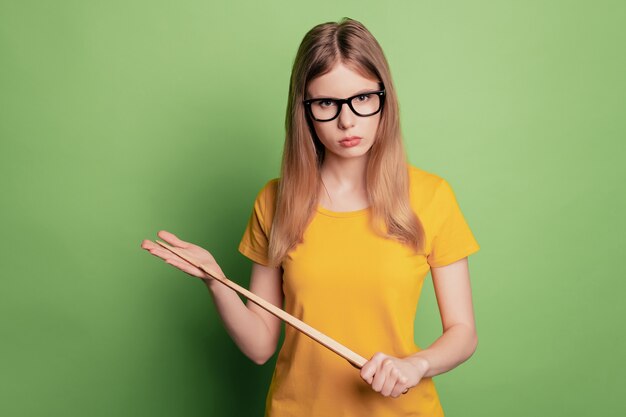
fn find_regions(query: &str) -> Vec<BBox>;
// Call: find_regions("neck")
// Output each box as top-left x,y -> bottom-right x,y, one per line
320,153 -> 368,189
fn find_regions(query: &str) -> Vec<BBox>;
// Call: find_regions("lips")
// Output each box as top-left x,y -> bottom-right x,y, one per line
339,136 -> 362,148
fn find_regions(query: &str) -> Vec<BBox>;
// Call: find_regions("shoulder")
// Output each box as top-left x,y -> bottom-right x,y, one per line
407,164 -> 447,202
256,178 -> 279,201
251,178 -> 279,223
407,164 -> 467,220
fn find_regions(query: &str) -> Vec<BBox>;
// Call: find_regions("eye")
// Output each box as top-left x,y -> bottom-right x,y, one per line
355,94 -> 371,102
318,99 -> 335,108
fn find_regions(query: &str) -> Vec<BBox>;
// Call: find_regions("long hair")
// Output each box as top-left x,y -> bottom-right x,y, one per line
268,17 -> 425,266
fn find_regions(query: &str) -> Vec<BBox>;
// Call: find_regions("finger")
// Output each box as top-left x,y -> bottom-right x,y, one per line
391,376 -> 409,398
360,363 -> 374,384
372,358 -> 395,392
148,242 -> 208,278
146,245 -> 180,262
165,257 -> 207,279
141,239 -> 158,250
157,230 -> 191,248
391,385 -> 408,398
361,352 -> 385,383
381,367 -> 399,396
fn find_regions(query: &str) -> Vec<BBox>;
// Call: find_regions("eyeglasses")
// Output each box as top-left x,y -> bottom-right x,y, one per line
303,89 -> 386,122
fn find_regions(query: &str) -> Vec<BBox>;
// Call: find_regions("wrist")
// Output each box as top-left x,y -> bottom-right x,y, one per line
407,354 -> 430,376
204,277 -> 221,292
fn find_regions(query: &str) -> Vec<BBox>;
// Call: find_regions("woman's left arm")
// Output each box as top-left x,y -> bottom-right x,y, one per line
405,256 -> 478,377
360,257 -> 477,396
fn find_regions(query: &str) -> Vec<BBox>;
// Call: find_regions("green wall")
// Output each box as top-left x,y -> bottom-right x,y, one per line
1,1 -> 624,416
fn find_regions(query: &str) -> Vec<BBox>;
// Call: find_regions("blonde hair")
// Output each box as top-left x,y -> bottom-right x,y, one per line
268,17 -> 425,266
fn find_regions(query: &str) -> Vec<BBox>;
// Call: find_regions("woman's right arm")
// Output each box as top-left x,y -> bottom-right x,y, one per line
205,262 -> 283,365
141,230 -> 283,365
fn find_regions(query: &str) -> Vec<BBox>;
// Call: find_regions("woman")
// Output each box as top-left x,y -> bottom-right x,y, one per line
142,17 -> 480,416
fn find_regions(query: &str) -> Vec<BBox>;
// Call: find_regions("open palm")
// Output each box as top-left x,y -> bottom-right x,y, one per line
140,230 -> 224,280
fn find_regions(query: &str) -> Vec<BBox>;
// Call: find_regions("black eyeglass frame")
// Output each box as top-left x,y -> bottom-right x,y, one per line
303,89 -> 386,122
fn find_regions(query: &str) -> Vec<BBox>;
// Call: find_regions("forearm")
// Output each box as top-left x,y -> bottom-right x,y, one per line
204,279 -> 274,365
407,324 -> 478,378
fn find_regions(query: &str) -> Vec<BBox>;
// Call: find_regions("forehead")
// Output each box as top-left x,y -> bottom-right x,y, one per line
307,62 -> 379,98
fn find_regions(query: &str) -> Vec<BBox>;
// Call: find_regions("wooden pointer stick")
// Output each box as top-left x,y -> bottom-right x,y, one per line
154,239 -> 368,369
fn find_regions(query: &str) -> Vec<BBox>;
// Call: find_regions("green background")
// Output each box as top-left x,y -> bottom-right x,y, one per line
1,1 -> 624,416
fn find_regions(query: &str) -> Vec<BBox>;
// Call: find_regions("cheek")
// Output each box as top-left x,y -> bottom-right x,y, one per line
313,123 -> 334,144
367,116 -> 382,137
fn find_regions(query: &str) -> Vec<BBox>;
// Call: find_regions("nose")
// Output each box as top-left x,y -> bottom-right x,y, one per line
337,102 -> 356,129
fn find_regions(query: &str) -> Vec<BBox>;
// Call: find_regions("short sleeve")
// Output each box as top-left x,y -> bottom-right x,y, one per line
238,180 -> 277,266
427,179 -> 480,268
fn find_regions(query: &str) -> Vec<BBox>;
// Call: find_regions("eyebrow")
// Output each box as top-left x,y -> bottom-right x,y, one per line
307,88 -> 380,100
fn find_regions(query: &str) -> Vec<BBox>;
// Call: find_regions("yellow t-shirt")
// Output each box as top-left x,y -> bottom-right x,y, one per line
238,165 -> 480,417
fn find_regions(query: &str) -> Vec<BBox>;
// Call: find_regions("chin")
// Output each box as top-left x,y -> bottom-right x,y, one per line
331,146 -> 373,160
